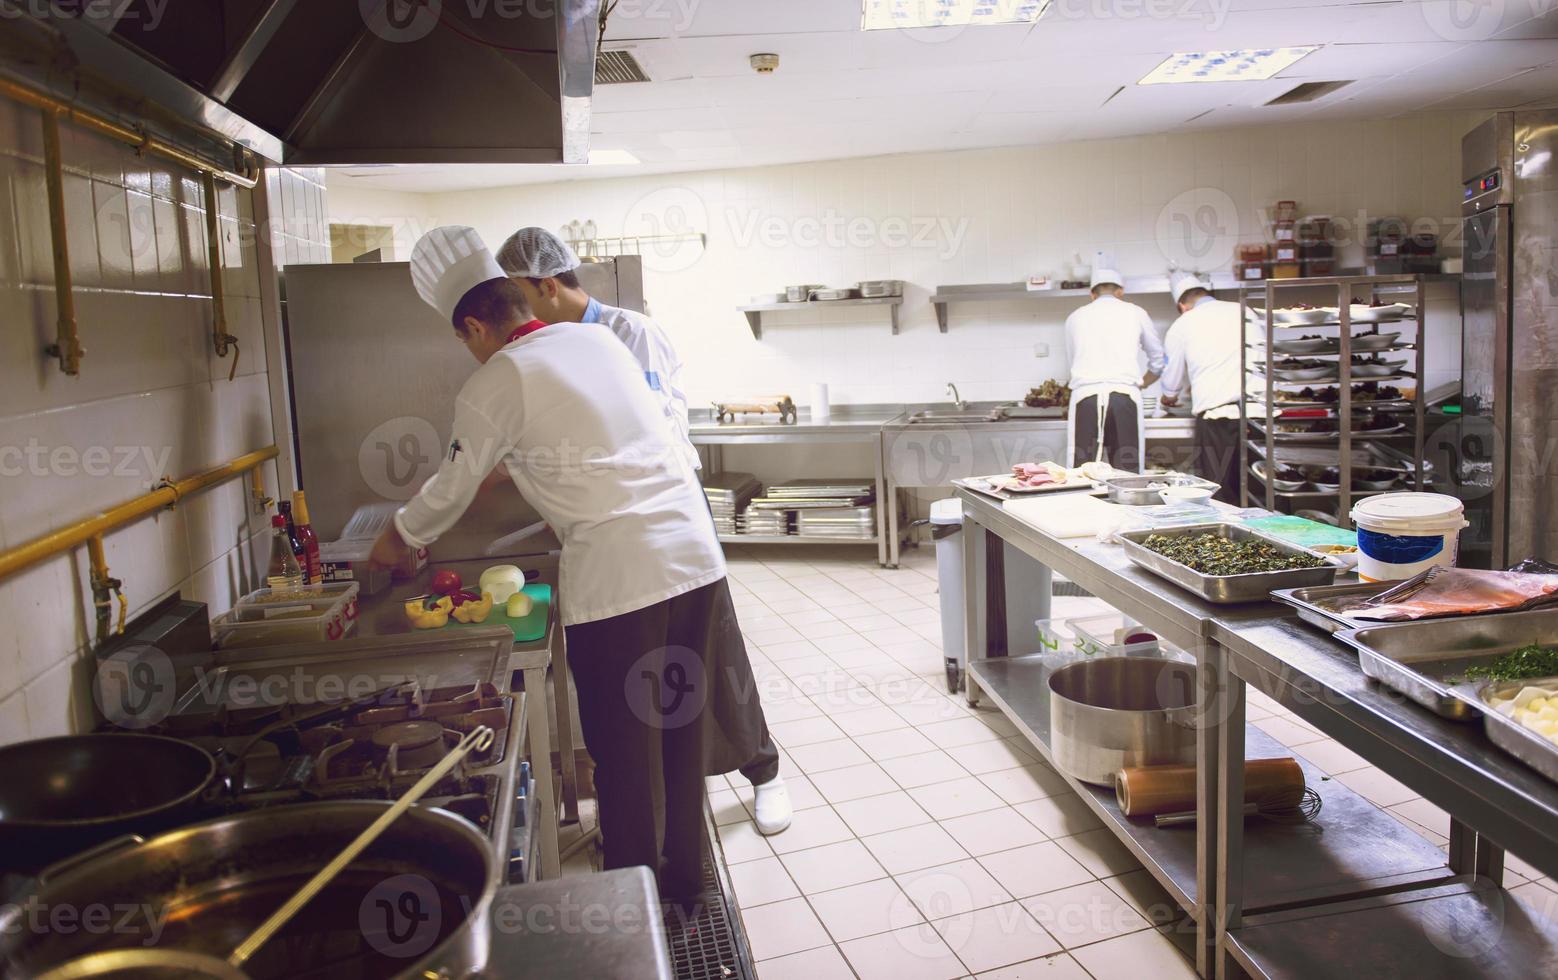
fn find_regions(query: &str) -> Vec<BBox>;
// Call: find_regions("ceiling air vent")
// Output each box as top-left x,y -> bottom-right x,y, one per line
596,50 -> 650,84
1266,80 -> 1352,105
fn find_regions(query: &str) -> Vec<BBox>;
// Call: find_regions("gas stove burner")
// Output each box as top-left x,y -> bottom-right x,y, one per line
371,719 -> 449,771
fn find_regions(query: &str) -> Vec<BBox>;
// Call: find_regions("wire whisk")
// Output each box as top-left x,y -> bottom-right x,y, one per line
1154,786 -> 1324,828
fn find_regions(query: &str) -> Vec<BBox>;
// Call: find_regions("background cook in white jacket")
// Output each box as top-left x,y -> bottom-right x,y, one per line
497,227 -> 699,473
1062,268 -> 1165,470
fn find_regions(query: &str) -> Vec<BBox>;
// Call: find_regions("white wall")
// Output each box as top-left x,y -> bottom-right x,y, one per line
325,183 -> 437,263
328,112 -> 1478,411
0,97 -> 326,744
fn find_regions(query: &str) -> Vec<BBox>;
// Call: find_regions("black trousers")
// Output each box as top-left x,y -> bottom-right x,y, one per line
1194,415 -> 1243,505
566,577 -> 777,897
1072,393 -> 1141,471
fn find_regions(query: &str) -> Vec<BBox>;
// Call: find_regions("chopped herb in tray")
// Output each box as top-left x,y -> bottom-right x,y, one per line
1461,643 -> 1558,683
1141,533 -> 1328,576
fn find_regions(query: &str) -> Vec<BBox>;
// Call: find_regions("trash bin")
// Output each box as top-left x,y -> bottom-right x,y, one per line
929,499 -> 965,693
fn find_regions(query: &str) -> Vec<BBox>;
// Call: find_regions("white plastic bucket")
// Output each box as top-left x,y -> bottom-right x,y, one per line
1350,492 -> 1468,582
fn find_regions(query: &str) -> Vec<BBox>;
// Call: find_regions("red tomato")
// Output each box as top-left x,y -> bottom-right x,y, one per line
430,569 -> 463,596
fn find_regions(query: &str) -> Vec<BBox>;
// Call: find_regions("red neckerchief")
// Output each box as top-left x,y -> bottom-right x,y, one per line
505,319 -> 549,345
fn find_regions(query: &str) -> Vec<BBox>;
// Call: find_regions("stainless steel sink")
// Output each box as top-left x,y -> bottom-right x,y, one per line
905,410 -> 1002,424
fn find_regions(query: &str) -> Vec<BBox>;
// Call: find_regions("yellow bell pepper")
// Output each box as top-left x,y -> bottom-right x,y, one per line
452,591 -> 495,624
404,595 -> 453,629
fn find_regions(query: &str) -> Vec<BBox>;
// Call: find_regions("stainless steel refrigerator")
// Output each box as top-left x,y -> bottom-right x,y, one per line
281,255 -> 646,560
1459,111 -> 1558,568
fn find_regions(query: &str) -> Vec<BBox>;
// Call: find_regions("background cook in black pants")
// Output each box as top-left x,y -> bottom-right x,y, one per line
1160,272 -> 1246,504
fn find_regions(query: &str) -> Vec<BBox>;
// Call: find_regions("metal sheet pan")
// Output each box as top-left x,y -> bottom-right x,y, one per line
1335,608 -> 1558,720
1115,523 -> 1345,604
1272,582 -> 1397,634
1472,678 -> 1558,784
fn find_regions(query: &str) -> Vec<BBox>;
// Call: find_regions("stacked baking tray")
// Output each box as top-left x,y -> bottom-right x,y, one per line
702,472 -> 761,536
796,506 -> 878,540
748,478 -> 876,539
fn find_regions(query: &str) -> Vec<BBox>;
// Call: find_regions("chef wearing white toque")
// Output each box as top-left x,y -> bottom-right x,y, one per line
1063,268 -> 1165,470
371,226 -> 788,902
1160,271 -> 1245,502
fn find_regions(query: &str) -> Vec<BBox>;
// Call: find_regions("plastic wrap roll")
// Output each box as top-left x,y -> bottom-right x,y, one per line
1115,758 -> 1305,817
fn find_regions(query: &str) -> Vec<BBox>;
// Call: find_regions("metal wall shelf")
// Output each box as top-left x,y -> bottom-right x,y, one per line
929,274 -> 1242,331
738,296 -> 903,339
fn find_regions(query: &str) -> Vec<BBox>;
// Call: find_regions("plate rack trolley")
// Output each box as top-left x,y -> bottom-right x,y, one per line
1238,274 -> 1433,526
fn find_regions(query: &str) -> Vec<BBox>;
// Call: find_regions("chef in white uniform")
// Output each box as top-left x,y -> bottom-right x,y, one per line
1159,272 -> 1245,503
497,227 -> 699,472
1063,268 -> 1165,471
369,227 -> 789,903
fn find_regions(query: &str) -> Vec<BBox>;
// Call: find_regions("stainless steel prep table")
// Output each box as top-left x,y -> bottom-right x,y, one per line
954,487 -> 1558,979
690,409 -> 902,566
355,556 -> 575,882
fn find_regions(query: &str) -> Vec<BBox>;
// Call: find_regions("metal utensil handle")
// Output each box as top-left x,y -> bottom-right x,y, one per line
1155,802 -> 1257,828
227,725 -> 496,968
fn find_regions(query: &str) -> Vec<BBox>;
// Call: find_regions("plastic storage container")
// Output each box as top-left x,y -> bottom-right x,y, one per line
213,582 -> 361,648
1068,613 -> 1163,658
1350,492 -> 1468,583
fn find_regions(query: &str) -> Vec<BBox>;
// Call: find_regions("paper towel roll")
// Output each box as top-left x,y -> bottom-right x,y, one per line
811,383 -> 831,422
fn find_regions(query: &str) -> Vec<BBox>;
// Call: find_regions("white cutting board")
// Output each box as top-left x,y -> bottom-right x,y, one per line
1004,493 -> 1126,539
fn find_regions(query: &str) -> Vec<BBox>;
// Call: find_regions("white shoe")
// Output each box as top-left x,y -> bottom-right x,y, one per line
752,776 -> 792,835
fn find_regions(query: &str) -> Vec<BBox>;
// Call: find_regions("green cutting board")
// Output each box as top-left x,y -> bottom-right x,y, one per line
1242,515 -> 1358,551
447,584 -> 551,642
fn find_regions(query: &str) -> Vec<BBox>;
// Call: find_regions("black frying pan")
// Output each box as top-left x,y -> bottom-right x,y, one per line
0,734 -> 215,875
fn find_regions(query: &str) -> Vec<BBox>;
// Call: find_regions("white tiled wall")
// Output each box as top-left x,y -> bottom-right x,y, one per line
0,100 -> 324,744
328,110 -> 1481,409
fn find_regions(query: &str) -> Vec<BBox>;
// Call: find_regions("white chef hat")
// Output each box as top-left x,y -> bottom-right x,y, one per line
1170,271 -> 1209,303
1090,267 -> 1123,289
410,226 -> 507,324
496,227 -> 582,279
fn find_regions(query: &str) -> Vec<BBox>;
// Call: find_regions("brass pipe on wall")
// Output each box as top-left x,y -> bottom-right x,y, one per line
0,76 -> 260,189
39,108 -> 83,376
203,170 -> 240,379
0,445 -> 280,584
86,534 -> 125,644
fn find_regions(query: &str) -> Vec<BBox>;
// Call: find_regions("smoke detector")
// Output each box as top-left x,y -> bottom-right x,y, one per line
750,53 -> 780,74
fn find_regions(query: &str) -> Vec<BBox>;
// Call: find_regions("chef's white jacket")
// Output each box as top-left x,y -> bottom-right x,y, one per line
1063,295 -> 1166,390
394,323 -> 726,627
1160,297 -> 1244,419
583,299 -> 699,472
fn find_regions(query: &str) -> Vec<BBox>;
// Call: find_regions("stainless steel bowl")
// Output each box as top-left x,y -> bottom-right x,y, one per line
1048,657 -> 1199,785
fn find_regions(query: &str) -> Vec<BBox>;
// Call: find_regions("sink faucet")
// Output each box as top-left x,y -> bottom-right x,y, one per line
946,383 -> 966,411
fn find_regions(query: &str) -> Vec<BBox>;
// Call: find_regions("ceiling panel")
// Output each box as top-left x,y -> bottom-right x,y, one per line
341,1 -> 1554,192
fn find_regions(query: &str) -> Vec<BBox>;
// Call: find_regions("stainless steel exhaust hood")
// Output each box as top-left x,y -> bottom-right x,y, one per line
0,0 -> 599,166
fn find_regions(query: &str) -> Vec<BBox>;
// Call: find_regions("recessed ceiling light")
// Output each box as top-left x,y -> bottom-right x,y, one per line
586,149 -> 640,166
861,0 -> 1049,32
1139,47 -> 1320,84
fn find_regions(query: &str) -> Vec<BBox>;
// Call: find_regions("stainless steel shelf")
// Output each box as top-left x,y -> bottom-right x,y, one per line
737,297 -> 904,339
929,274 -> 1243,330
1225,879 -> 1558,980
717,534 -> 880,546
970,655 -> 1452,916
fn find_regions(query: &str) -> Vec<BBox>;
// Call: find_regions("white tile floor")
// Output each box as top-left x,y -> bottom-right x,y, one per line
696,542 -> 1558,980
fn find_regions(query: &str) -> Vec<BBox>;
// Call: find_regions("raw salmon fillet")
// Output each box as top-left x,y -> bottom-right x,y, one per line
1349,567 -> 1558,621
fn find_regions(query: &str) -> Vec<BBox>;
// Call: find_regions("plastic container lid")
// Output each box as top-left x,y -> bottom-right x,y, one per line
930,499 -> 964,526
1350,492 -> 1466,533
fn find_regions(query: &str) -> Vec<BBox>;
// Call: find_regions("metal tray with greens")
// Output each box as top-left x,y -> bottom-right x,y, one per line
1116,523 -> 1343,604
1335,608 -> 1558,720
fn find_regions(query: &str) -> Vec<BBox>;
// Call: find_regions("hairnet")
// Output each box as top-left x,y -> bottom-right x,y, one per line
496,227 -> 582,278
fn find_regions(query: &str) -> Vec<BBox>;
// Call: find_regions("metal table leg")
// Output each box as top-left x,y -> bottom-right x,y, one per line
962,510 -> 989,706
551,622 -> 581,824
1448,818 -> 1506,886
1214,648 -> 1247,980
876,435 -> 896,568
524,663 -> 561,879
1195,639 -> 1223,979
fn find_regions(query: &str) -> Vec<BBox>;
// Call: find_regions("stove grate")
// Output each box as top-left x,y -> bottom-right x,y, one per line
661,805 -> 754,980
